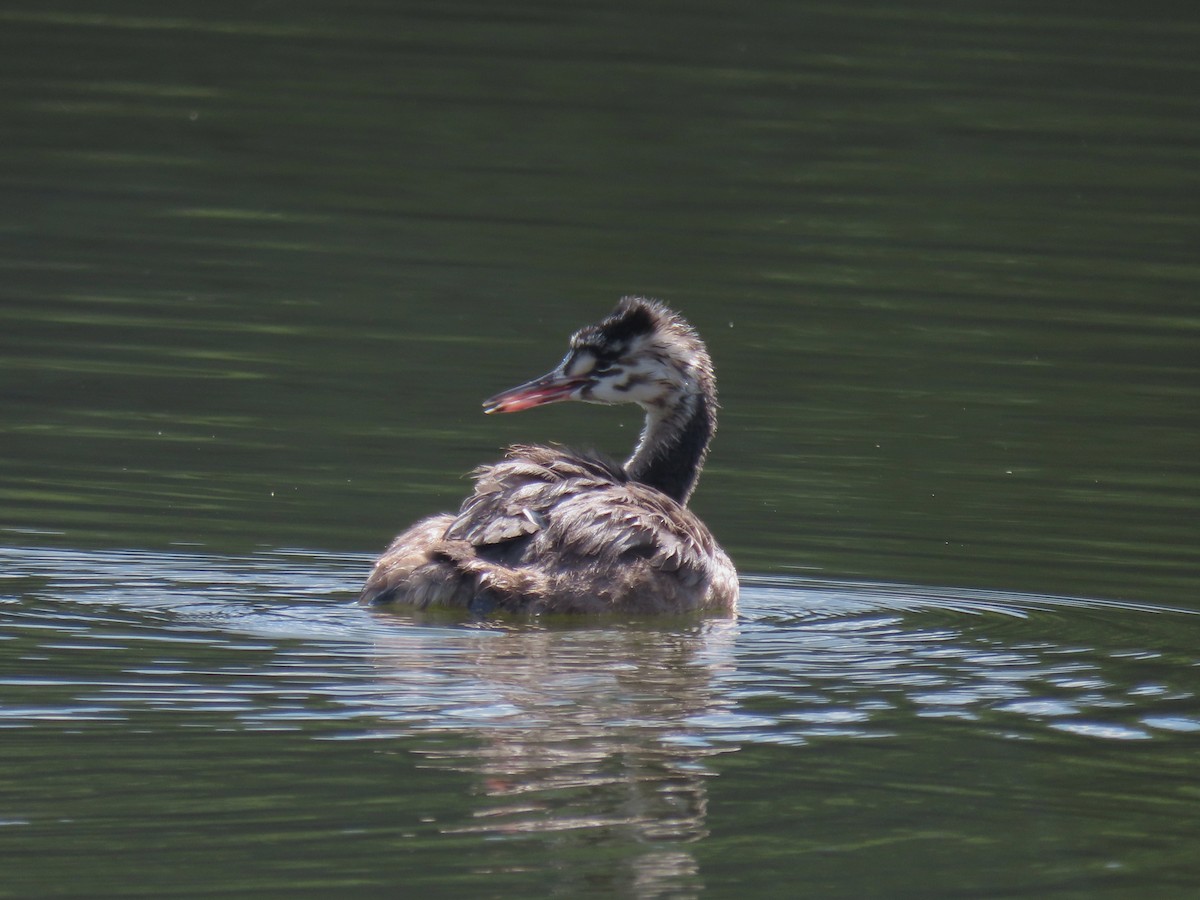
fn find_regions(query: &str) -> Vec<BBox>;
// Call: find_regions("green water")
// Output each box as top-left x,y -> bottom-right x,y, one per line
2,2 -> 1199,897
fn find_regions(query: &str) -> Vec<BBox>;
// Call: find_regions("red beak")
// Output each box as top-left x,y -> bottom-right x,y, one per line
483,369 -> 588,414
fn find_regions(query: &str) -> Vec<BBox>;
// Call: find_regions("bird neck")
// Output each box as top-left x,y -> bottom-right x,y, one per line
624,390 -> 714,505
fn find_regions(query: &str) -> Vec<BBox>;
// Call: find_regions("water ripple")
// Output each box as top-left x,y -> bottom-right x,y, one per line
2,546 -> 1198,752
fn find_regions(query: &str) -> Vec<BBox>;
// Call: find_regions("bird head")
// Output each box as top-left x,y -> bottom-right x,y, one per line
483,297 -> 710,415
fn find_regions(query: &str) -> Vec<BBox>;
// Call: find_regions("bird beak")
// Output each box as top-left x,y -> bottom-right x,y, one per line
483,367 -> 588,414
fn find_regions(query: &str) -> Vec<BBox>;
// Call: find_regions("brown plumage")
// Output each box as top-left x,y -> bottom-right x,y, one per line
359,297 -> 738,615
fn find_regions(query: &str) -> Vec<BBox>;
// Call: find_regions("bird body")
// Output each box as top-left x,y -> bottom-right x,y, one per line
360,297 -> 738,615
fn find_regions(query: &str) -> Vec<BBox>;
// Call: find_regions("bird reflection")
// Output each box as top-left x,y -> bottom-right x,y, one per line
366,616 -> 738,897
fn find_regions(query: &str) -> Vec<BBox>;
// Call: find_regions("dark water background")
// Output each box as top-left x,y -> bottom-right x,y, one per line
2,2 -> 1199,897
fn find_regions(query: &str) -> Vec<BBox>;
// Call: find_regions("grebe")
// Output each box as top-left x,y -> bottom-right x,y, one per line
359,297 -> 738,614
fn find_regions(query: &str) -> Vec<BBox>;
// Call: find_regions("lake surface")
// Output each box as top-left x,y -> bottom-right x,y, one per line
2,2 -> 1199,897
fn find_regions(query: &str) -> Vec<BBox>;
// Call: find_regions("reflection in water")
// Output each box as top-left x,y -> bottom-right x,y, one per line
6,547 -> 1199,749
365,619 -> 738,897
3,547 -> 1200,896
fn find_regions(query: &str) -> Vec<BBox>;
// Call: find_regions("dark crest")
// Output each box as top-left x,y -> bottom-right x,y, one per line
572,296 -> 667,355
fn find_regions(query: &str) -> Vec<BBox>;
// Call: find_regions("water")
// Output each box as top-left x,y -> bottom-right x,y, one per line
2,1 -> 1199,897
3,547 -> 1200,896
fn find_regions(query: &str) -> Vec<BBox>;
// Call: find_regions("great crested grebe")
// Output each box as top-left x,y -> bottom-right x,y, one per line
359,296 -> 738,615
